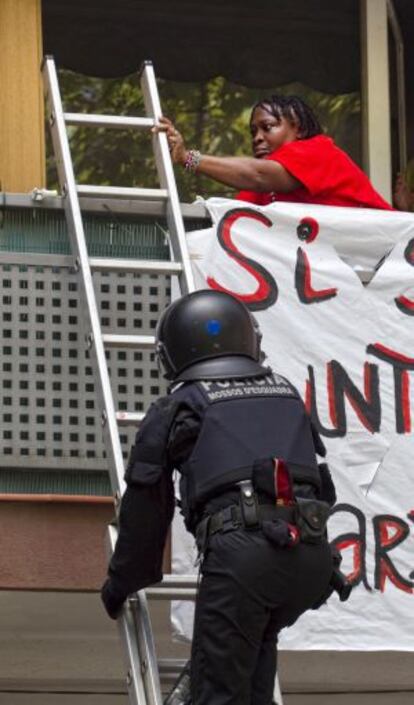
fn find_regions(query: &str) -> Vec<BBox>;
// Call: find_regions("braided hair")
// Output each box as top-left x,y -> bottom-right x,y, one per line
253,95 -> 322,139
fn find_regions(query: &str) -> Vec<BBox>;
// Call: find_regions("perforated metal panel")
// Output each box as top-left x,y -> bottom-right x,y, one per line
0,255 -> 170,472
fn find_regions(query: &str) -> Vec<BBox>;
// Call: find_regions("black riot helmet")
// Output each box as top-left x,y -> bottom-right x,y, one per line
155,290 -> 268,381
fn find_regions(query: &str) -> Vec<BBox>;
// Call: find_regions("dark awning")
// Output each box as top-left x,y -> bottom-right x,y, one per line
42,0 -> 361,92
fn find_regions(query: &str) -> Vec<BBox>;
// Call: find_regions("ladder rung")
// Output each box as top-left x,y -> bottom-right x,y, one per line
144,587 -> 197,601
116,411 -> 145,426
77,185 -> 169,200
89,257 -> 183,275
103,334 -> 156,349
64,113 -> 154,129
158,659 -> 188,676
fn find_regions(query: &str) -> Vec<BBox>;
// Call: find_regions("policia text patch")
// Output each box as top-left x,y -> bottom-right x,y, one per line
198,374 -> 296,402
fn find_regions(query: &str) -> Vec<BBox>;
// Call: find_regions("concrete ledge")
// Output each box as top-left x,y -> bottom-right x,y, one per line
0,592 -> 412,700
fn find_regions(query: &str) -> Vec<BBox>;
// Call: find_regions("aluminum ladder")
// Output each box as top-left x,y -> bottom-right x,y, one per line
41,55 -> 283,705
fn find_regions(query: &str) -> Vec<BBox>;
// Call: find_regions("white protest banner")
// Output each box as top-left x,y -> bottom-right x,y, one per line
171,198 -> 414,651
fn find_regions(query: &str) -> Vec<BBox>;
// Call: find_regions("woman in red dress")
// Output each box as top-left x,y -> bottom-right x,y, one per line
156,94 -> 392,210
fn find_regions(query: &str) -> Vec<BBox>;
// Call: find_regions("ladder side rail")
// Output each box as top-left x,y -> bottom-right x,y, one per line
107,521 -> 155,705
42,56 -> 125,497
140,63 -> 195,295
119,602 -> 151,705
131,593 -> 164,705
108,525 -> 163,705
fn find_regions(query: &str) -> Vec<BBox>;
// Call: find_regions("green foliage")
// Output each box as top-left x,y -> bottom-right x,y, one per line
46,71 -> 360,203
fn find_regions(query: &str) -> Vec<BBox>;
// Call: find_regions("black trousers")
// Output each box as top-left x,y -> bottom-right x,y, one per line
190,528 -> 332,705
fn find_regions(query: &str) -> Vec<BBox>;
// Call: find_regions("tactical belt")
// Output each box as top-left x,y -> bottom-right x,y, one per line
200,502 -> 296,538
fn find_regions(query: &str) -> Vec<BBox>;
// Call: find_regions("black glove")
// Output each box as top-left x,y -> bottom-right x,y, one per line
101,578 -> 127,620
311,544 -> 352,609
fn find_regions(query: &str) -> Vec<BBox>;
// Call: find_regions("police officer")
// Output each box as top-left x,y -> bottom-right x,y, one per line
101,289 -> 337,705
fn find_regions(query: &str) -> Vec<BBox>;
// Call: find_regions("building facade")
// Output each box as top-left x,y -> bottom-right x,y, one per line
0,1 -> 413,703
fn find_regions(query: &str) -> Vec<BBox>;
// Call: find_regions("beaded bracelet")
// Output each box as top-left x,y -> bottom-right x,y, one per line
184,149 -> 202,172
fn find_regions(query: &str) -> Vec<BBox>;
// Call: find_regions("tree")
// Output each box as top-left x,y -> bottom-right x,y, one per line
47,70 -> 360,203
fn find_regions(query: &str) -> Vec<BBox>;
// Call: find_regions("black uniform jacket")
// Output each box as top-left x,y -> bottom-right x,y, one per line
101,374 -> 328,618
